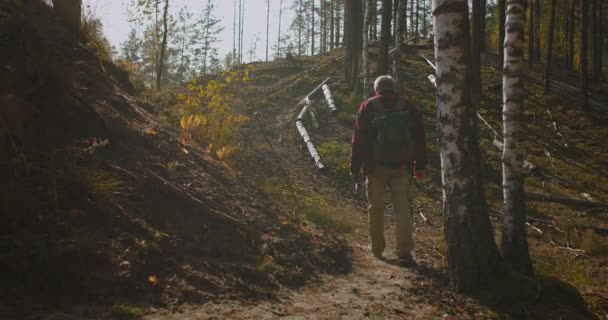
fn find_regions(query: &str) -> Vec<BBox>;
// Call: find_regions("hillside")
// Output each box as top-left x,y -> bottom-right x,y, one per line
1,2 -> 608,320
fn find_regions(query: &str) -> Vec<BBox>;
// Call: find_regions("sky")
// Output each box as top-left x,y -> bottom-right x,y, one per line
86,0 -> 295,62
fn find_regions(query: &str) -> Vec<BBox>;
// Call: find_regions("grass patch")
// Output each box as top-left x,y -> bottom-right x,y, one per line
298,206 -> 353,233
109,305 -> 144,320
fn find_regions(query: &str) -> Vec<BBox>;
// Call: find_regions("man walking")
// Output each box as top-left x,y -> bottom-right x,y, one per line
350,75 -> 427,267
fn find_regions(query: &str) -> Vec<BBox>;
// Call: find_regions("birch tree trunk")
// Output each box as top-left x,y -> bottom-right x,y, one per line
543,0 -> 557,93
378,0 -> 393,74
580,0 -> 589,111
501,0 -> 534,276
432,0 -> 503,293
52,0 -> 81,31
363,0 -> 373,96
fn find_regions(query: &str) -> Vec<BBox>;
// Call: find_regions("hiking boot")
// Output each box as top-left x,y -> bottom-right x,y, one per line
397,254 -> 416,268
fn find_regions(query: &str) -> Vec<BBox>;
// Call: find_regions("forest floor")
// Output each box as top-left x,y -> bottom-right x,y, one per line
1,3 -> 607,319
145,48 -> 608,319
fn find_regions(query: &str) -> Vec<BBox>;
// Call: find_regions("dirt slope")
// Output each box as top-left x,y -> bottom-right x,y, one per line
0,3 -> 348,318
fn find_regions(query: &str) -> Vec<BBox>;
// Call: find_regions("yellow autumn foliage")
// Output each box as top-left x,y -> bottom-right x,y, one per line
177,68 -> 253,156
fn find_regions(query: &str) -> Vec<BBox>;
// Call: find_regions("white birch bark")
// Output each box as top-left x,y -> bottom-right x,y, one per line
432,0 -> 502,293
501,0 -> 533,276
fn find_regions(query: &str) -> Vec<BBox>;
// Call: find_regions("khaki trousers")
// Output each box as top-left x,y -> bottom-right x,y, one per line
366,165 -> 414,257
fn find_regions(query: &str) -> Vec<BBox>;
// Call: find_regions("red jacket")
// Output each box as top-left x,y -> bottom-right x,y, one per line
350,92 -> 427,174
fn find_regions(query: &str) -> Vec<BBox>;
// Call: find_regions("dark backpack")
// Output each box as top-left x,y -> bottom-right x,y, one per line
370,97 -> 416,163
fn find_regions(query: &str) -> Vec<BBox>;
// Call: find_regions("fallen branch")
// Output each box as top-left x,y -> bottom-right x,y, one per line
526,222 -> 544,235
419,210 -> 430,225
526,192 -> 608,208
146,171 -> 247,228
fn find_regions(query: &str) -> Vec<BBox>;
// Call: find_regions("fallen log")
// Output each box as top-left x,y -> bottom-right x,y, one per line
321,84 -> 339,115
296,120 -> 325,171
296,97 -> 312,122
305,77 -> 331,101
525,192 -> 608,208
526,73 -> 608,110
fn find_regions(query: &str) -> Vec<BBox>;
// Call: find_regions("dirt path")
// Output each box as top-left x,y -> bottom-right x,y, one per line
144,223 -> 446,320
143,55 -> 475,320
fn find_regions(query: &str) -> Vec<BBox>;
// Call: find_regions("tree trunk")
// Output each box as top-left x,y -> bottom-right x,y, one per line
592,0 -> 602,81
336,1 -> 342,47
567,0 -> 575,69
543,0 -> 557,93
363,0 -> 373,96
580,0 -> 589,111
393,0 -> 399,43
344,0 -> 363,88
233,0 -> 237,58
156,0 -> 169,90
409,0 -> 414,35
534,0 -> 541,62
330,0 -> 335,49
599,0 -> 604,80
52,0 -> 81,31
401,0 -> 408,41
299,0 -> 303,54
480,0 -> 486,51
372,1 -> 378,40
502,0 -> 534,277
311,0 -> 315,55
498,0 -> 505,63
471,0 -> 483,103
394,0 -> 406,91
378,0 -> 392,74
266,0 -> 270,61
278,0 -> 283,58
432,0 -> 503,293
528,0 -> 535,62
414,0 -> 419,35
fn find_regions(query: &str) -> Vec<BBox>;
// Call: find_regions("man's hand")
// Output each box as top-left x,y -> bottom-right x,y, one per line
414,170 -> 426,180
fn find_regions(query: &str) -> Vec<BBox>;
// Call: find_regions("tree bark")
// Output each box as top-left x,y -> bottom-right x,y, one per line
592,0 -> 602,81
580,0 -> 589,111
471,0 -> 483,103
599,0 -> 604,80
502,0 -> 534,276
432,0 -> 503,293
480,0 -> 486,51
344,0 -> 363,87
311,0 -> 316,55
330,0 -> 335,49
543,0 -> 557,93
528,0 -> 535,62
410,0 -> 414,35
52,0 -> 81,31
336,1 -> 342,47
156,0 -> 169,90
498,0 -> 505,63
533,0 -> 541,62
378,0 -> 393,74
278,0 -> 284,58
415,0 -> 419,35
266,0 -> 270,61
567,0 -> 575,69
363,0 -> 373,96
393,0 -> 407,91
